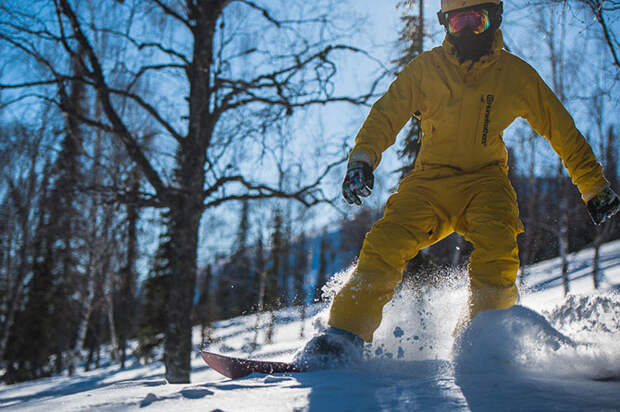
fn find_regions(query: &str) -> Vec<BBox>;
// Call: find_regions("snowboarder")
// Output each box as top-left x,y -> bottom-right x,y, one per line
295,0 -> 620,369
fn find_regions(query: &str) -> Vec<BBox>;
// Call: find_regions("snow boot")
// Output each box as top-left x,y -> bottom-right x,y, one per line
293,327 -> 364,370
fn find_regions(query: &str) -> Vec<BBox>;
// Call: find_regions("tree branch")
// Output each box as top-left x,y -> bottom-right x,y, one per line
0,79 -> 59,89
592,1 -> 620,69
95,27 -> 191,65
215,44 -> 384,114
105,85 -> 185,144
57,0 -> 170,199
233,0 -> 282,27
203,156 -> 346,209
150,0 -> 192,30
79,183 -> 167,209
232,0 -> 334,27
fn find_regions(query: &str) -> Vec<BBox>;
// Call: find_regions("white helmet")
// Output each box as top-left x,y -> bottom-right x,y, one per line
437,1 -> 503,31
441,0 -> 501,13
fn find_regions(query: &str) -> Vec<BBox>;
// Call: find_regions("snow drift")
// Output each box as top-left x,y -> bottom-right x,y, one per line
454,299 -> 620,381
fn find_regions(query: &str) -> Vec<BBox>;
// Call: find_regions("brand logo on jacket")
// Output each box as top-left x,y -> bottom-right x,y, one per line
481,94 -> 494,145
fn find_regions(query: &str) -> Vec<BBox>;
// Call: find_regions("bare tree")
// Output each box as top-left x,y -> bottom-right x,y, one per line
0,0 -> 380,382
552,0 -> 620,70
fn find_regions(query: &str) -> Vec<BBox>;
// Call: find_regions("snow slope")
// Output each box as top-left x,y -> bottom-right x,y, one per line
2,240 -> 620,411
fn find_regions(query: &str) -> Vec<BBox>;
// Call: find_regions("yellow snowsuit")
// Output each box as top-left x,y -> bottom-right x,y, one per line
329,31 -> 608,342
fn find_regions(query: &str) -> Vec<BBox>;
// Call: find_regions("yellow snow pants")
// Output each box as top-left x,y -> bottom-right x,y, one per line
329,164 -> 523,342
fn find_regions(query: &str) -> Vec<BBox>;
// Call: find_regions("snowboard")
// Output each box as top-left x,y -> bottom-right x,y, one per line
201,351 -> 301,379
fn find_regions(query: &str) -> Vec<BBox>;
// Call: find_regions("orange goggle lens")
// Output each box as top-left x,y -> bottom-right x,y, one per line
446,9 -> 490,35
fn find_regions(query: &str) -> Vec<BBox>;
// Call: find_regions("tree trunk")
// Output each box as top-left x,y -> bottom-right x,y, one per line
119,179 -> 139,369
69,271 -> 96,375
0,139 -> 43,363
592,221 -> 614,289
161,1 -> 219,384
559,191 -> 570,296
164,193 -> 202,383
0,224 -> 27,364
592,242 -> 601,289
0,281 -> 24,363
85,342 -> 94,372
299,304 -> 306,339
265,310 -> 277,344
68,119 -> 105,374
105,267 -> 120,363
519,134 -> 539,286
0,222 -> 20,364
253,269 -> 267,349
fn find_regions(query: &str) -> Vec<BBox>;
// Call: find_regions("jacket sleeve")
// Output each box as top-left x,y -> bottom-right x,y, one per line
520,63 -> 608,202
350,59 -> 422,169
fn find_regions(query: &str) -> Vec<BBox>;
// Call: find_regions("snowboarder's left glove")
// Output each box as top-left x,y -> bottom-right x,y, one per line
342,160 -> 374,206
587,186 -> 620,225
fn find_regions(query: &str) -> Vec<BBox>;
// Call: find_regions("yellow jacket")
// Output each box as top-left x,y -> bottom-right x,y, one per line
351,30 -> 608,201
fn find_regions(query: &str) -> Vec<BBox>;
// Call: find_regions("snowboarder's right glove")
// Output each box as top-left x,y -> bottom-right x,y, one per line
342,160 -> 374,206
587,186 -> 620,225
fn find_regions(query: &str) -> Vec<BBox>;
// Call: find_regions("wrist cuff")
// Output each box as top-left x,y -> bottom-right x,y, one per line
349,151 -> 374,167
582,184 -> 610,203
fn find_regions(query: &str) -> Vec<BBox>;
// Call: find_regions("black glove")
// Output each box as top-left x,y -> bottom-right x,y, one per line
587,187 -> 620,225
342,160 -> 374,206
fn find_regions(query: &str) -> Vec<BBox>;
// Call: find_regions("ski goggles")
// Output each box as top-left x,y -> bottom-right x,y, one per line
445,8 -> 490,35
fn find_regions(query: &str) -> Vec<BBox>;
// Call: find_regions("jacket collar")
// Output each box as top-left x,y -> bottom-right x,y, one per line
442,29 -> 504,70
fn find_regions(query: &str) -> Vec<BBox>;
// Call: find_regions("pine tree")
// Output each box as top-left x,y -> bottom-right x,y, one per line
47,47 -> 88,373
0,133 -> 49,372
196,265 -> 214,346
7,102 -> 86,379
339,208 -> 377,259
313,231 -> 330,302
279,206 -> 293,306
264,208 -> 285,343
4,167 -> 54,382
394,0 -> 426,179
216,201 -> 256,318
293,231 -> 309,338
252,232 -> 266,349
234,201 -> 256,312
135,224 -> 172,363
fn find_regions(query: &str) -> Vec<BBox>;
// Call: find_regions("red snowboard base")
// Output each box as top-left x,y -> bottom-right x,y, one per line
201,351 -> 301,379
